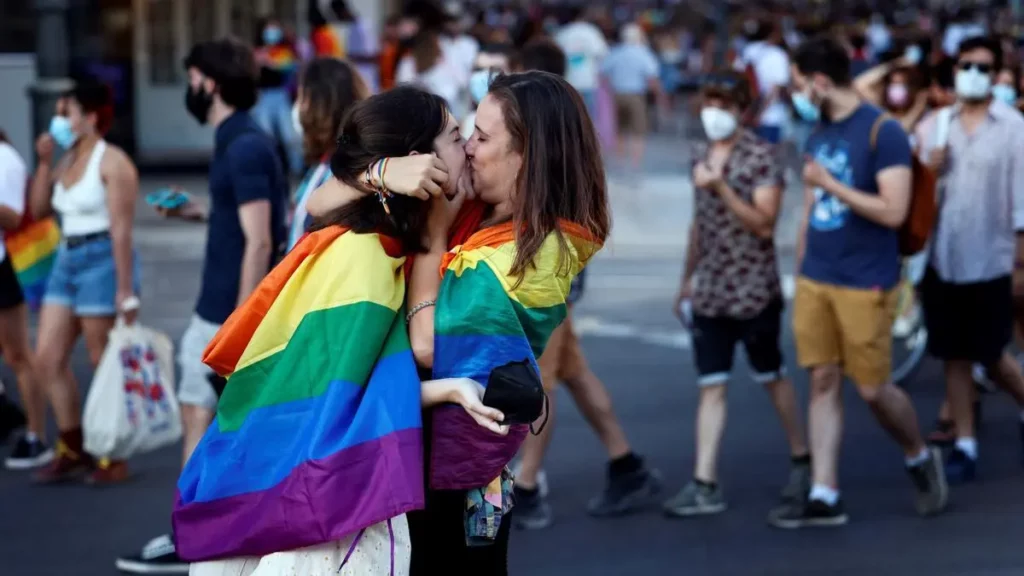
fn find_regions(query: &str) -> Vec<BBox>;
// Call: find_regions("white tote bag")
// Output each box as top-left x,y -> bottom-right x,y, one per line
83,319 -> 182,460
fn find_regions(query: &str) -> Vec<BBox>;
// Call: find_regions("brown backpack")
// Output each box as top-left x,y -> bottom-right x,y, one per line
870,115 -> 937,255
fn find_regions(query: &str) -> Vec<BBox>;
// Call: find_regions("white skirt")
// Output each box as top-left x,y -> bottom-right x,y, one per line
189,515 -> 411,576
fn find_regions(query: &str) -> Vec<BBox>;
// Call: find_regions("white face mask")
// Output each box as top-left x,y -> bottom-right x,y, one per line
291,104 -> 303,136
955,68 -> 992,101
700,107 -> 738,141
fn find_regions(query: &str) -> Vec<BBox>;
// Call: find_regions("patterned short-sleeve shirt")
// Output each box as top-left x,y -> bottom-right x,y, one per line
690,130 -> 783,319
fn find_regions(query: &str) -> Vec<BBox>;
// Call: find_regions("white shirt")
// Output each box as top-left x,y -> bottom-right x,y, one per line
52,140 -> 111,237
741,41 -> 791,127
0,142 -> 27,261
556,21 -> 609,92
396,54 -> 464,110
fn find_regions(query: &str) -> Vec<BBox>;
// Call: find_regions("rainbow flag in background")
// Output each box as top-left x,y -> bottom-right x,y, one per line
263,44 -> 299,73
428,221 -> 602,490
172,226 -> 424,562
5,216 -> 60,311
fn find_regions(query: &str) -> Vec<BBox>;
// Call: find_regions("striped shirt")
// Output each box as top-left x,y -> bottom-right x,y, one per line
915,101 -> 1024,283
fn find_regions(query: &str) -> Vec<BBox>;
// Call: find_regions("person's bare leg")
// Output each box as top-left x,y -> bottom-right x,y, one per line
629,134 -> 645,170
945,360 -> 976,440
0,304 -> 44,439
515,322 -> 566,490
765,377 -> 809,457
562,365 -> 631,460
986,350 -> 1024,407
181,404 -> 216,466
859,382 -> 927,456
808,365 -> 843,489
693,384 -> 727,482
515,394 -> 556,489
35,304 -> 79,431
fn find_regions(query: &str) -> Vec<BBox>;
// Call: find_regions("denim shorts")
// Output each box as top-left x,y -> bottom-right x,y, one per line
43,235 -> 142,316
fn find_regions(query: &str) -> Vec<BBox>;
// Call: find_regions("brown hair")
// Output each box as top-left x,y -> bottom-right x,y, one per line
311,86 -> 450,254
298,58 -> 369,165
486,71 -> 611,278
700,69 -> 752,111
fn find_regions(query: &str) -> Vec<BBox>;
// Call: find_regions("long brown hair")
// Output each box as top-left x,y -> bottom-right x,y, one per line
311,87 -> 449,254
487,71 -> 611,277
299,58 -> 368,165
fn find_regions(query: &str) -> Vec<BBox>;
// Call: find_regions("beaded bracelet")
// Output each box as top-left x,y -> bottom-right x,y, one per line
406,299 -> 436,322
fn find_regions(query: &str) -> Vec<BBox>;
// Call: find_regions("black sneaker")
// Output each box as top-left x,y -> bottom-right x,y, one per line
115,535 -> 189,574
768,498 -> 849,529
586,466 -> 663,517
0,394 -> 26,444
4,435 -> 54,470
941,446 -> 976,486
512,485 -> 553,530
908,446 -> 950,515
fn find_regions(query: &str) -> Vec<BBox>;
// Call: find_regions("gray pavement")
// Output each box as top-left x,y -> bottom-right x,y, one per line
2,150 -> 1024,575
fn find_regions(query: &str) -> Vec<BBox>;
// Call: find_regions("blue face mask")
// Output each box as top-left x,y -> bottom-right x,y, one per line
48,115 -> 78,149
263,26 -> 283,45
993,84 -> 1018,105
469,69 -> 494,105
791,91 -> 821,123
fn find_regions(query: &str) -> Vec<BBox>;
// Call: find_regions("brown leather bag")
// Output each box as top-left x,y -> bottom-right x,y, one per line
870,114 -> 937,255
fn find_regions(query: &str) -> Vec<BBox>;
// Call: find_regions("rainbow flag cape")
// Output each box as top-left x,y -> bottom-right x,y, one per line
172,226 -> 424,562
4,214 -> 59,311
429,221 -> 602,490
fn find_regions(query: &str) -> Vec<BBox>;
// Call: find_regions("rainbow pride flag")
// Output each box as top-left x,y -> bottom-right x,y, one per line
172,226 -> 424,562
4,216 -> 59,311
263,44 -> 299,73
429,221 -> 602,490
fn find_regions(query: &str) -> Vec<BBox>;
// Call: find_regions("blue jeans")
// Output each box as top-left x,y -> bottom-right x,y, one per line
252,88 -> 303,175
579,89 -> 598,122
44,236 -> 142,316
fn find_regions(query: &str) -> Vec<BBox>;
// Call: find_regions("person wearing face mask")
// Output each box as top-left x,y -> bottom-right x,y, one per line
114,38 -> 287,575
662,71 -> 810,519
994,66 -> 1022,110
28,77 -> 142,487
913,36 -> 1024,485
253,16 -> 303,176
461,50 -> 510,141
853,47 -> 930,135
774,37 -> 948,529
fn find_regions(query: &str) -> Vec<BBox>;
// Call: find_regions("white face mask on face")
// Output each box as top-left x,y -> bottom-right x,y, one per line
955,68 -> 992,101
291,104 -> 303,136
700,107 -> 738,141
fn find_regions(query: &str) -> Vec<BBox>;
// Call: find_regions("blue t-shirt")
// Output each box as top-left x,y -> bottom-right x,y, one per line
196,112 -> 288,325
801,104 -> 910,290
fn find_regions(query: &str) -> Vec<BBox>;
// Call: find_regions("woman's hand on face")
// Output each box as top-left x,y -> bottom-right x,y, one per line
382,154 -> 450,200
446,378 -> 509,435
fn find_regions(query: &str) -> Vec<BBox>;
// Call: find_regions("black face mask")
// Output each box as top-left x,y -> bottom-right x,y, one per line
185,85 -> 214,125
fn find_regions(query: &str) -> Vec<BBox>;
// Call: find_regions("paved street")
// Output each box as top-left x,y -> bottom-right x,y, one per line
2,153 -> 1024,575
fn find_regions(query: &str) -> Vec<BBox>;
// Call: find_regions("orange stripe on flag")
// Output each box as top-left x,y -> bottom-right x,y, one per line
202,226 -> 349,377
6,219 -> 59,254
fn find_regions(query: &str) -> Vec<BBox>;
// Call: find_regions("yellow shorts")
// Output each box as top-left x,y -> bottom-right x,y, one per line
792,277 -> 898,390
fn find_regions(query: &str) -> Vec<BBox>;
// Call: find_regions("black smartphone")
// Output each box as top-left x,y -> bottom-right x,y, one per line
481,359 -> 546,425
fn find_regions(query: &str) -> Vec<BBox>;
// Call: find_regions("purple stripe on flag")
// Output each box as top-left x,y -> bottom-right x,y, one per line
173,428 -> 424,562
429,405 -> 528,490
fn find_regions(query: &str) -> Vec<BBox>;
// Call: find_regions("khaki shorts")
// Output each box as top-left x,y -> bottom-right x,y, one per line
537,311 -> 585,392
614,93 -> 648,135
792,277 -> 898,389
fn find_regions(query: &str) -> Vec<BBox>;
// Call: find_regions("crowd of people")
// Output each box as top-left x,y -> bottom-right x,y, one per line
0,0 -> 1023,574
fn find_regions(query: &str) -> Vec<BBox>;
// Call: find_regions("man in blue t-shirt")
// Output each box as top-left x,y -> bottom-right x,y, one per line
767,37 -> 948,530
116,38 -> 287,574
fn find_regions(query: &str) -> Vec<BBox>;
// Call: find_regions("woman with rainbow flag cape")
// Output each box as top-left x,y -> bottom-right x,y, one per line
174,87 -> 507,576
307,71 -> 610,573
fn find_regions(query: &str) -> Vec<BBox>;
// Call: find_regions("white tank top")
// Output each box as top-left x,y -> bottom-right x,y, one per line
52,140 -> 111,237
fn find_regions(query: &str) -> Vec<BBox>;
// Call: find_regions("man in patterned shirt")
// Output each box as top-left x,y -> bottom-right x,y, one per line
663,71 -> 810,518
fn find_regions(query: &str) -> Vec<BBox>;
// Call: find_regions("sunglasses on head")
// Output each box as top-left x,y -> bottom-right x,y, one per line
958,61 -> 993,73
